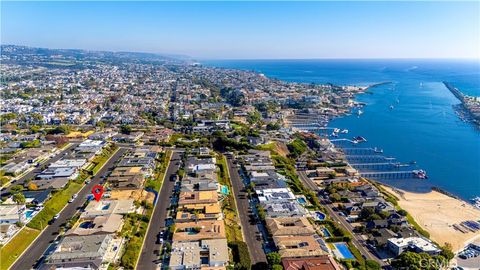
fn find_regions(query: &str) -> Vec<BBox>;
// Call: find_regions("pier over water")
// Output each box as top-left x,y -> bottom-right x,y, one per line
330,139 -> 433,193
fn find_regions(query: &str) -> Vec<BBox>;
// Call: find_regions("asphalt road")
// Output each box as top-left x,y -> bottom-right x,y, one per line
297,171 -> 386,266
10,147 -> 128,270
1,143 -> 78,196
136,151 -> 180,270
226,157 -> 267,265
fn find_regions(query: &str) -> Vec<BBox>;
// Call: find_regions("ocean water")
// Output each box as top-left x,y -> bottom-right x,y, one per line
204,59 -> 480,200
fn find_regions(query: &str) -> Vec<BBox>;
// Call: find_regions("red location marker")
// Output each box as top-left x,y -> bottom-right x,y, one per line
91,185 -> 104,202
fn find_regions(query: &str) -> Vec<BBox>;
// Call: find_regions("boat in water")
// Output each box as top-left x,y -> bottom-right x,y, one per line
340,129 -> 349,134
353,136 -> 367,143
357,109 -> 363,116
413,169 -> 428,179
471,197 -> 480,209
390,105 -> 394,110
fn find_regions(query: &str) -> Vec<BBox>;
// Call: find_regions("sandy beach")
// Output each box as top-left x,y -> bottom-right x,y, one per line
382,185 -> 480,252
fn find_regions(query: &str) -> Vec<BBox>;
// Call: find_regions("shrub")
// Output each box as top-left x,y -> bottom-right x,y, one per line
229,241 -> 251,270
266,252 -> 281,265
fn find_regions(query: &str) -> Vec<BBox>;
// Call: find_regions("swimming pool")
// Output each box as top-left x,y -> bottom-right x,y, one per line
321,228 -> 331,237
297,197 -> 307,204
221,185 -> 229,195
315,212 -> 326,220
79,221 -> 95,229
334,243 -> 355,259
24,210 -> 34,219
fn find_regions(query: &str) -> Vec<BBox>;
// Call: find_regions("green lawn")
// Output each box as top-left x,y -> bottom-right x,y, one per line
91,145 -> 119,174
120,210 -> 152,269
216,154 -> 243,242
28,181 -> 83,230
0,227 -> 40,270
145,151 -> 171,192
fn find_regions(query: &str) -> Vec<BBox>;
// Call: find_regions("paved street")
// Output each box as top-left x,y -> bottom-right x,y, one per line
136,151 -> 180,270
298,171 -> 386,266
225,157 -> 267,266
1,143 -> 78,196
10,147 -> 128,270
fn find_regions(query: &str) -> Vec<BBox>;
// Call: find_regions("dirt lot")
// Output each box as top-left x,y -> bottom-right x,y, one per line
110,189 -> 155,204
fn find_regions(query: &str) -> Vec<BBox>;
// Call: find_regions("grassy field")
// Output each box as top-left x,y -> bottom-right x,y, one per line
91,145 -> 119,174
119,211 -> 151,269
216,154 -> 243,242
0,227 -> 40,270
145,151 -> 171,192
27,181 -> 83,230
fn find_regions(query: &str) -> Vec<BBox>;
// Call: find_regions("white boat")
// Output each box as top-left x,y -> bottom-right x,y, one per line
413,170 -> 428,179
341,129 -> 349,134
357,110 -> 363,116
470,197 -> 480,208
333,128 -> 340,133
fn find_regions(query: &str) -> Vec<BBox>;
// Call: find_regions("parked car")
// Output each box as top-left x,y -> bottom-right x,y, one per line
49,213 -> 60,224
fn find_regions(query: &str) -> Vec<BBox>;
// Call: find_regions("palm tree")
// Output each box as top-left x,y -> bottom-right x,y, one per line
12,193 -> 26,225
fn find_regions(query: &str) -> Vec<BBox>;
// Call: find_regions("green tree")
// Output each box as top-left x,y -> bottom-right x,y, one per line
247,110 -> 262,125
266,122 -> 281,130
359,207 -> 375,221
120,125 -> 132,134
287,138 -> 307,158
272,265 -> 283,270
365,259 -> 381,270
329,193 -> 341,202
397,209 -> 408,216
10,185 -> 24,194
391,252 -> 447,270
440,243 -> 454,261
229,241 -> 251,270
12,193 -> 25,205
13,192 -> 26,223
266,252 -> 281,265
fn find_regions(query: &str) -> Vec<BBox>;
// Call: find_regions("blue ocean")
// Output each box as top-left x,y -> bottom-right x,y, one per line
204,59 -> 480,200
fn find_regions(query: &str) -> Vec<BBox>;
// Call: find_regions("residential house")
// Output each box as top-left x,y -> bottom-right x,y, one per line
40,234 -> 114,270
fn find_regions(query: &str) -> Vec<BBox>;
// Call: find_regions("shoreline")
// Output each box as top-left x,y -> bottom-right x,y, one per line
326,81 -> 477,202
381,184 -> 480,252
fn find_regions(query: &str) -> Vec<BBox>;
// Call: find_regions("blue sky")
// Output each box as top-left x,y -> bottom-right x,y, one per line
1,1 -> 479,59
